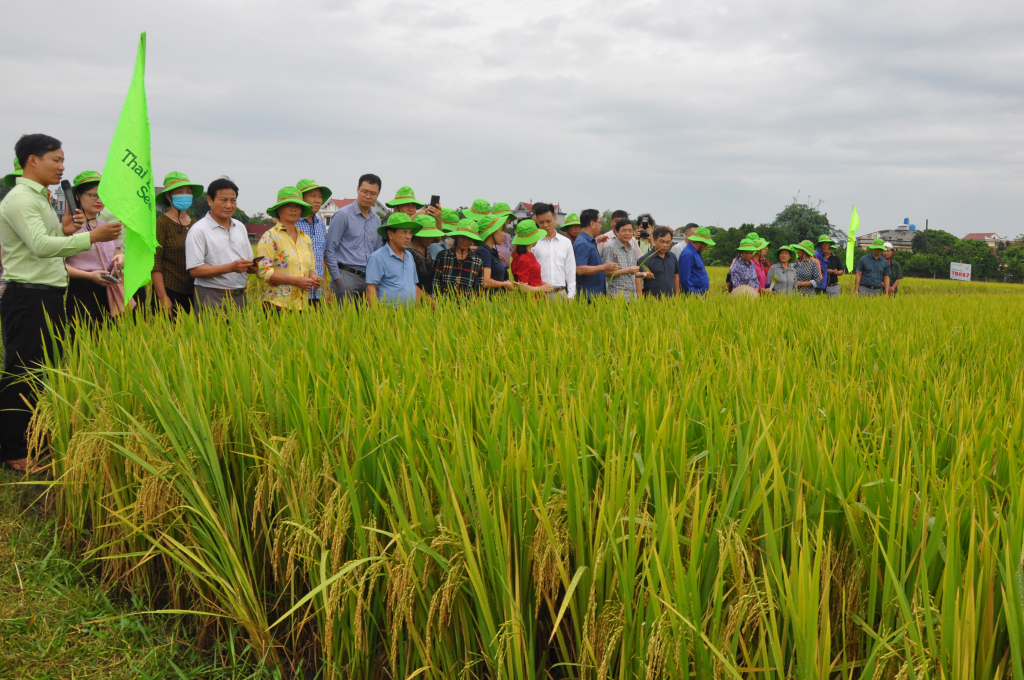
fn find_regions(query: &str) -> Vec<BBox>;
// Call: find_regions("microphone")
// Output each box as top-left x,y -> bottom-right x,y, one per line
60,179 -> 77,217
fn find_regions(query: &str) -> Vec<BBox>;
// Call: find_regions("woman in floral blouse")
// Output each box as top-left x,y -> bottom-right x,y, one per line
256,186 -> 320,311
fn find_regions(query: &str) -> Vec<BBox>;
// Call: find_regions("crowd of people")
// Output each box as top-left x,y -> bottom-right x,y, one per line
0,133 -> 904,472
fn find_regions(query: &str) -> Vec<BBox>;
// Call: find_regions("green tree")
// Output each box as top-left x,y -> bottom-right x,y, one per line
187,192 -> 210,220
951,239 -> 1001,280
0,182 -> 11,204
249,211 -> 275,227
1001,245 -> 1024,281
769,195 -> 839,243
912,229 -> 958,255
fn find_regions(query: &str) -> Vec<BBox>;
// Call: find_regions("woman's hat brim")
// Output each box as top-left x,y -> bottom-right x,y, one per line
414,227 -> 446,238
512,231 -> 546,245
451,229 -> 484,242
688,235 -> 715,246
299,184 -> 333,203
386,197 -> 426,208
268,198 -> 313,219
479,214 -> 510,240
4,171 -> 22,188
156,181 -> 204,204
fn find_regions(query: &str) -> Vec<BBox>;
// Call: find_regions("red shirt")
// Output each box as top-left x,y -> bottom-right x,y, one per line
511,251 -> 543,286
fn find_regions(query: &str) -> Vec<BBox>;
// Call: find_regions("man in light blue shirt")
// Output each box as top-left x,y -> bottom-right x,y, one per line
365,212 -> 425,307
324,173 -> 383,304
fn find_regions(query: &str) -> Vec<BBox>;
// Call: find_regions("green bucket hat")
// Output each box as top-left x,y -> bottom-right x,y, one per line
491,202 -> 513,216
746,231 -> 760,241
757,238 -> 769,250
155,172 -> 204,205
776,244 -> 797,259
377,211 -> 417,236
511,219 -> 546,246
296,178 -> 332,203
412,214 -> 445,238
562,213 -> 581,228
817,234 -> 836,244
72,170 -> 102,189
478,214 -> 510,241
688,227 -> 716,246
450,218 -> 483,242
793,240 -> 816,257
464,199 -> 491,220
385,186 -> 425,208
867,237 -> 887,250
267,186 -> 313,219
737,237 -> 760,252
440,207 -> 461,231
3,157 -> 22,188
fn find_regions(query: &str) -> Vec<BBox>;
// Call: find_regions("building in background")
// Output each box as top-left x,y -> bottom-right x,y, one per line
962,232 -> 1010,248
319,197 -> 389,225
855,218 -> 917,250
511,202 -> 566,226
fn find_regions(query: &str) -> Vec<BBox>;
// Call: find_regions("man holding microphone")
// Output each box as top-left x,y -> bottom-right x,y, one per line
0,134 -> 120,472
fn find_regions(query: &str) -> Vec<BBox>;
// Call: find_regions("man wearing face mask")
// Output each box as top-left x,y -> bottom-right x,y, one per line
153,172 -> 204,316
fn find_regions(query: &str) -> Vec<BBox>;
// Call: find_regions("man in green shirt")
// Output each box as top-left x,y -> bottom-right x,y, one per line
0,134 -> 120,472
884,241 -> 903,295
854,237 -> 891,297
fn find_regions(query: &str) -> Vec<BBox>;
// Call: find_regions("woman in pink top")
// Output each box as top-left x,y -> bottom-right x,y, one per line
64,171 -> 130,323
753,239 -> 770,288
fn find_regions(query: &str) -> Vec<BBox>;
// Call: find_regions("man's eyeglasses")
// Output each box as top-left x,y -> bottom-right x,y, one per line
358,189 -> 379,198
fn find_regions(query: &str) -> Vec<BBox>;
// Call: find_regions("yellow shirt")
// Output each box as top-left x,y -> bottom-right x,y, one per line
256,224 -> 316,310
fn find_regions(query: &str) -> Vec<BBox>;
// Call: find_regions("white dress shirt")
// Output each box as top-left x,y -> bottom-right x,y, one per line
532,231 -> 577,299
185,213 -> 252,290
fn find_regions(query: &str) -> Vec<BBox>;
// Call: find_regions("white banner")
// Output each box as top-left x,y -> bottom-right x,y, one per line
950,262 -> 972,282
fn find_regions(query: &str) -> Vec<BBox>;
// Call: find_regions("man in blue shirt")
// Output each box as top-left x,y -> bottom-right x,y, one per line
813,235 -> 833,296
573,208 -> 616,298
295,178 -> 331,306
365,213 -> 425,307
325,173 -> 383,304
679,227 -> 716,295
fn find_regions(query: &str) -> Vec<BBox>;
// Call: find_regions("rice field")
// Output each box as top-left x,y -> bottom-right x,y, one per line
25,275 -> 1024,679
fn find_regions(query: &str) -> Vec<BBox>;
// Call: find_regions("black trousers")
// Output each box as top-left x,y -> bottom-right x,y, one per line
66,277 -> 109,324
156,288 -> 194,317
0,285 -> 67,461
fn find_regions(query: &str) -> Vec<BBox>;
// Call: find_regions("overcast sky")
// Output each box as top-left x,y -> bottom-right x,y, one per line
3,0 -> 1023,236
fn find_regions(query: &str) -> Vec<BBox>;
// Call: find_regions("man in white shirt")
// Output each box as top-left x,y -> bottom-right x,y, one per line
531,202 -> 576,300
185,177 -> 255,314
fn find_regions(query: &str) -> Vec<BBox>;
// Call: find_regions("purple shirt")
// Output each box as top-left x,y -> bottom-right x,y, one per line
730,257 -> 760,289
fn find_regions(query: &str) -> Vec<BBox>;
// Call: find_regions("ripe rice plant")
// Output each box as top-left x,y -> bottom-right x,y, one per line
27,285 -> 1024,679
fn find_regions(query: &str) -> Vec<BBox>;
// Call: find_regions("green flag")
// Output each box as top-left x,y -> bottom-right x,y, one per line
846,205 -> 859,273
99,32 -> 156,301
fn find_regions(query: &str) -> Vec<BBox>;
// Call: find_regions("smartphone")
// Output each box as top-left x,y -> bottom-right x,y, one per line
253,256 -> 266,266
430,195 -> 440,208
100,273 -> 120,284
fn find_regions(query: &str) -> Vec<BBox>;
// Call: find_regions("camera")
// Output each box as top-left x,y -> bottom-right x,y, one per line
639,230 -> 650,239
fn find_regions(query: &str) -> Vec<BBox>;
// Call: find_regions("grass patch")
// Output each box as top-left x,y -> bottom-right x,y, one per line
0,473 -> 277,679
